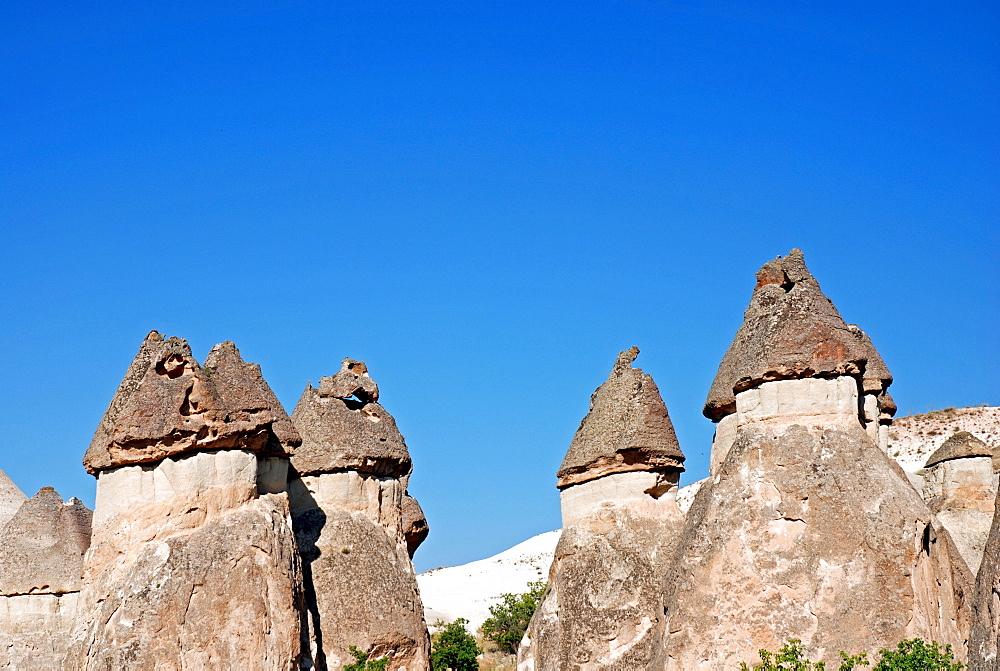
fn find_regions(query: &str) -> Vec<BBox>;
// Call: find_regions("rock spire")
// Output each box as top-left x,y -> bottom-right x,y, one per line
0,469 -> 27,530
66,332 -> 303,669
557,347 -> 684,489
289,358 -> 430,670
521,348 -> 686,668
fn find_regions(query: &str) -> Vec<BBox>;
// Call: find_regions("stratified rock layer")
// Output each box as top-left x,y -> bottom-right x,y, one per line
557,347 -> 684,489
0,487 -> 92,670
290,360 -> 429,670
656,417 -> 971,667
68,332 -> 303,669
522,349 -> 685,668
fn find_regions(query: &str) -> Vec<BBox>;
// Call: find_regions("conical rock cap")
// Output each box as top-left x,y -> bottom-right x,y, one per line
0,469 -> 27,530
290,360 -> 411,478
85,331 -> 298,473
557,347 -> 684,489
704,249 -> 890,421
0,487 -> 92,596
925,431 -> 992,468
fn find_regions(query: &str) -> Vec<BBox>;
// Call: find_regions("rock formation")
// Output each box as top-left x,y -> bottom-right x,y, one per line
0,487 -> 91,669
289,358 -> 430,670
656,250 -> 971,667
0,469 -> 27,529
703,249 -> 897,473
65,331 -> 303,669
970,487 -> 1000,669
923,431 -> 998,573
520,347 -> 686,669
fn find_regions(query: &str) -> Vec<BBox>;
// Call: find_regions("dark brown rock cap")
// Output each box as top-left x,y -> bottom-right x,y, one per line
0,487 -> 92,596
557,347 -> 684,489
924,431 -> 992,469
704,249 -> 891,421
290,360 -> 412,478
84,331 -> 299,474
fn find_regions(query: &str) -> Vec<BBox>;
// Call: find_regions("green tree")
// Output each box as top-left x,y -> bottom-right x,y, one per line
343,645 -> 389,671
873,639 -> 962,670
431,618 -> 480,671
480,581 -> 546,655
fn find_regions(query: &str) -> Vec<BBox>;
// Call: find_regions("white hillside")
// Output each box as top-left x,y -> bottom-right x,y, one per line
417,530 -> 559,634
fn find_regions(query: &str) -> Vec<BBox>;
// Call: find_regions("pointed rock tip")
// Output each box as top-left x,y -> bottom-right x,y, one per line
613,346 -> 640,372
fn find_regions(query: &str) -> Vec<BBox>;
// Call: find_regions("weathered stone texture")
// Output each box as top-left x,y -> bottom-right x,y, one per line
703,249 -> 880,422
291,383 -> 411,479
0,487 -> 91,670
923,432 -> 998,574
84,331 -> 299,473
970,488 -> 1000,670
656,422 -> 972,668
0,487 -> 91,597
0,469 -> 27,530
401,493 -> 429,559
557,347 -> 683,489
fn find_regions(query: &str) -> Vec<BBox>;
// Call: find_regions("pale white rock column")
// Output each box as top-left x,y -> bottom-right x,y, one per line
735,376 -> 862,431
560,470 -> 680,529
709,413 -> 739,475
922,455 -> 998,573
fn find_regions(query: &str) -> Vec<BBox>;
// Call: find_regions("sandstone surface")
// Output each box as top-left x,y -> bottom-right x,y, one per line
290,360 -> 429,670
68,332 -> 303,669
923,432 -> 998,574
0,469 -> 27,530
703,249 -> 880,422
970,487 -> 1000,669
889,406 -> 1000,473
84,331 -> 299,473
657,421 -> 972,668
0,487 -> 91,670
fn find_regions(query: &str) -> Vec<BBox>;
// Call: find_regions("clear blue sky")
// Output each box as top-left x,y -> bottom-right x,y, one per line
2,1 -> 997,572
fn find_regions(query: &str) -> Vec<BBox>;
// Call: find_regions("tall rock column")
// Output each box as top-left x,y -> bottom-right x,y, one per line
65,332 -> 303,669
0,487 -> 91,669
289,358 -> 430,670
519,347 -> 686,669
657,250 -> 972,668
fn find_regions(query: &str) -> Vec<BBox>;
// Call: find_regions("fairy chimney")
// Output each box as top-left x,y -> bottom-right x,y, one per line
923,431 -> 998,573
521,348 -> 686,668
0,487 -> 91,669
66,331 -> 303,669
0,469 -> 27,531
970,487 -> 1000,669
289,358 -> 430,670
655,250 -> 971,667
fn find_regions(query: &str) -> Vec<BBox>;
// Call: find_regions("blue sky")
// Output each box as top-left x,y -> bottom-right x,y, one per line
1,1 -> 997,572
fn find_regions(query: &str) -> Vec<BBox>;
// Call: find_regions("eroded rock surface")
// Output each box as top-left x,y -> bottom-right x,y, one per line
0,469 -> 27,530
67,332 -> 303,669
84,331 -> 299,473
290,360 -> 429,670
0,487 -> 92,670
657,422 -> 972,668
923,432 -> 998,574
522,349 -> 685,669
970,487 -> 1000,669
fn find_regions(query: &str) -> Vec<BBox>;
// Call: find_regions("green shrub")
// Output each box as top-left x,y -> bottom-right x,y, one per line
344,645 -> 389,671
480,581 -> 546,655
741,638 -> 963,671
873,638 -> 962,670
431,618 -> 480,670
